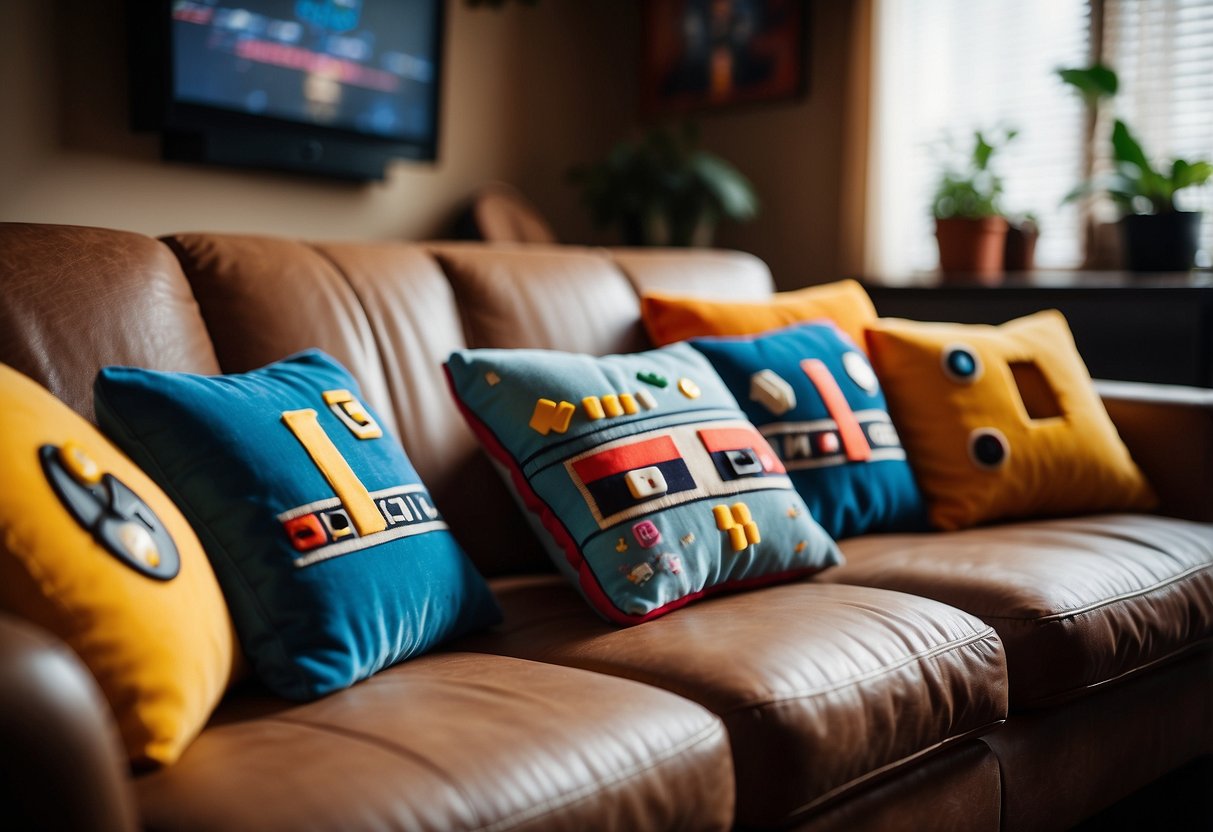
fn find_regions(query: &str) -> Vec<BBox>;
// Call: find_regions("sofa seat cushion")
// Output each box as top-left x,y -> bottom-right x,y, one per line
134,653 -> 733,832
457,576 -> 1007,828
824,514 -> 1213,708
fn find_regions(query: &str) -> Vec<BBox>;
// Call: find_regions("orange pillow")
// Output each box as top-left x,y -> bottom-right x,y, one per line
641,279 -> 878,351
866,311 -> 1156,530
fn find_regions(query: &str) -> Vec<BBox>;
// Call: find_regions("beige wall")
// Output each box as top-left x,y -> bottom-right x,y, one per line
702,1 -> 866,288
0,0 -> 858,288
0,0 -> 635,243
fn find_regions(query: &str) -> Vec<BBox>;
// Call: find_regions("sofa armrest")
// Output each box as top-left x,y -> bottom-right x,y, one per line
0,613 -> 137,831
1098,380 -> 1213,523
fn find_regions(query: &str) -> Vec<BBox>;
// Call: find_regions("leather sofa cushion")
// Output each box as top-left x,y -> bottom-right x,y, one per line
458,576 -> 1008,828
135,653 -> 734,832
609,247 -> 775,301
432,244 -> 650,355
826,514 -> 1213,707
0,223 -> 220,423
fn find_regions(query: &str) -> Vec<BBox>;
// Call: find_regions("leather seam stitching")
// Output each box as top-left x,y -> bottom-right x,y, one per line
977,561 -> 1213,623
1016,637 -> 1213,709
720,626 -> 999,713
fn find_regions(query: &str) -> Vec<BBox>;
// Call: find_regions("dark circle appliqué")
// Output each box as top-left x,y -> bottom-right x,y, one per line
968,428 -> 1009,470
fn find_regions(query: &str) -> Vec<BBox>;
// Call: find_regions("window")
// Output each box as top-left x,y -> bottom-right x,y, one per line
1099,0 -> 1213,264
867,0 -> 1213,278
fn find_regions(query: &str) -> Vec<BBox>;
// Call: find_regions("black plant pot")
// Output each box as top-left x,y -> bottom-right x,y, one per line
1120,211 -> 1203,273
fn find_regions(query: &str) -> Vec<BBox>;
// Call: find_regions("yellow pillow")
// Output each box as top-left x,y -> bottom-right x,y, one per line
866,311 -> 1156,530
0,365 -> 238,767
641,279 -> 878,351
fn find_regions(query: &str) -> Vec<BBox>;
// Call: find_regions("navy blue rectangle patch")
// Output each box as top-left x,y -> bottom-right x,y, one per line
583,458 -> 696,518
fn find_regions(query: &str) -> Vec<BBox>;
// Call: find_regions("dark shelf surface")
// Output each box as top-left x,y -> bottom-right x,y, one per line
861,271 -> 1213,388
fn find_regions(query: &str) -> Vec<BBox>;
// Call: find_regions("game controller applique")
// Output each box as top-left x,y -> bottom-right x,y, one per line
748,352 -> 906,470
278,391 -> 448,567
40,442 -> 180,580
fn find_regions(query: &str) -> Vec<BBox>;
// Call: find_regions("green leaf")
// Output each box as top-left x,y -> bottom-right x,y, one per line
687,154 -> 759,220
1172,159 -> 1213,190
973,132 -> 994,171
1057,64 -> 1119,99
1111,120 -> 1155,175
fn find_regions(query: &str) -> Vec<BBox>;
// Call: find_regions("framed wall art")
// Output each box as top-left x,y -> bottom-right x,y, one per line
642,0 -> 808,117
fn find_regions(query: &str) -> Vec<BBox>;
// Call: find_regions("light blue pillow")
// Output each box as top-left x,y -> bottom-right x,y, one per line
690,323 -> 926,539
95,350 -> 501,700
446,342 -> 841,624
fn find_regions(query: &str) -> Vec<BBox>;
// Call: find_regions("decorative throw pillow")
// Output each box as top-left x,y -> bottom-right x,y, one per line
0,364 -> 237,767
690,323 -> 926,539
95,350 -> 501,700
641,279 -> 878,351
445,342 -> 841,624
866,311 -> 1157,530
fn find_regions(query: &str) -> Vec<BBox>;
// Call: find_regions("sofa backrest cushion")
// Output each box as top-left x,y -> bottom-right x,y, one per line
609,248 -> 775,300
162,234 -> 399,436
0,223 -> 221,422
432,244 -> 650,355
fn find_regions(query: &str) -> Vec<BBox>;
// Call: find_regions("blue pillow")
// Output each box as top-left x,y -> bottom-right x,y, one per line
690,323 -> 926,539
95,350 -> 501,700
445,342 -> 841,624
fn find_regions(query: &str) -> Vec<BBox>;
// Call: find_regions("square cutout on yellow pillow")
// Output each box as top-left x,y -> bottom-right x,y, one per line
866,311 -> 1156,530
642,279 -> 878,351
0,364 -> 239,767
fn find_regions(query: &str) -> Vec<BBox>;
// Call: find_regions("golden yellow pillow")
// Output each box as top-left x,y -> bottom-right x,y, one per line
0,364 -> 238,767
641,279 -> 878,351
866,311 -> 1156,530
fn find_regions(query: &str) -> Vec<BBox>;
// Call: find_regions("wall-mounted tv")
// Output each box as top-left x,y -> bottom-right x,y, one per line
131,0 -> 444,181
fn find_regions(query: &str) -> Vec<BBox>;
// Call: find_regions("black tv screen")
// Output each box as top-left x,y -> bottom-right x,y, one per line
133,0 -> 444,180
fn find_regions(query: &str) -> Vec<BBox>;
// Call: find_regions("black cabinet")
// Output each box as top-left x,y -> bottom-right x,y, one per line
865,273 -> 1213,388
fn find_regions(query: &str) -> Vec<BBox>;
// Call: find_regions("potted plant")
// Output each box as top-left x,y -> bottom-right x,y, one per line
1059,64 -> 1212,272
569,124 -> 758,247
931,129 -> 1017,283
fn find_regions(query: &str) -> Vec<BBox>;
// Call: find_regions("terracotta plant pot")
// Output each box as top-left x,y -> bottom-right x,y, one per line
935,216 -> 1009,284
1120,211 -> 1203,273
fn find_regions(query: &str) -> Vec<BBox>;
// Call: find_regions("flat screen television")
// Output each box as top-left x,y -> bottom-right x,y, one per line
131,0 -> 444,180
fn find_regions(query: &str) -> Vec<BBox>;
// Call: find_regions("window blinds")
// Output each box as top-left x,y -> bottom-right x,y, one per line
1101,0 -> 1213,265
868,0 -> 1213,277
869,0 -> 1090,278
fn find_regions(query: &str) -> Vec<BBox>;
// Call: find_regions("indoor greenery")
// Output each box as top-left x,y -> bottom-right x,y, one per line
1058,63 -> 1213,214
931,129 -> 1017,219
568,124 -> 758,247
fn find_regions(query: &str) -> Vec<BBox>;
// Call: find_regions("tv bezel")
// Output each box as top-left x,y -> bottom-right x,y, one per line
129,0 -> 445,181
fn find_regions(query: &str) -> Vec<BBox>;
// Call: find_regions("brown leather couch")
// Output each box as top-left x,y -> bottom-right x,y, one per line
0,222 -> 1209,832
